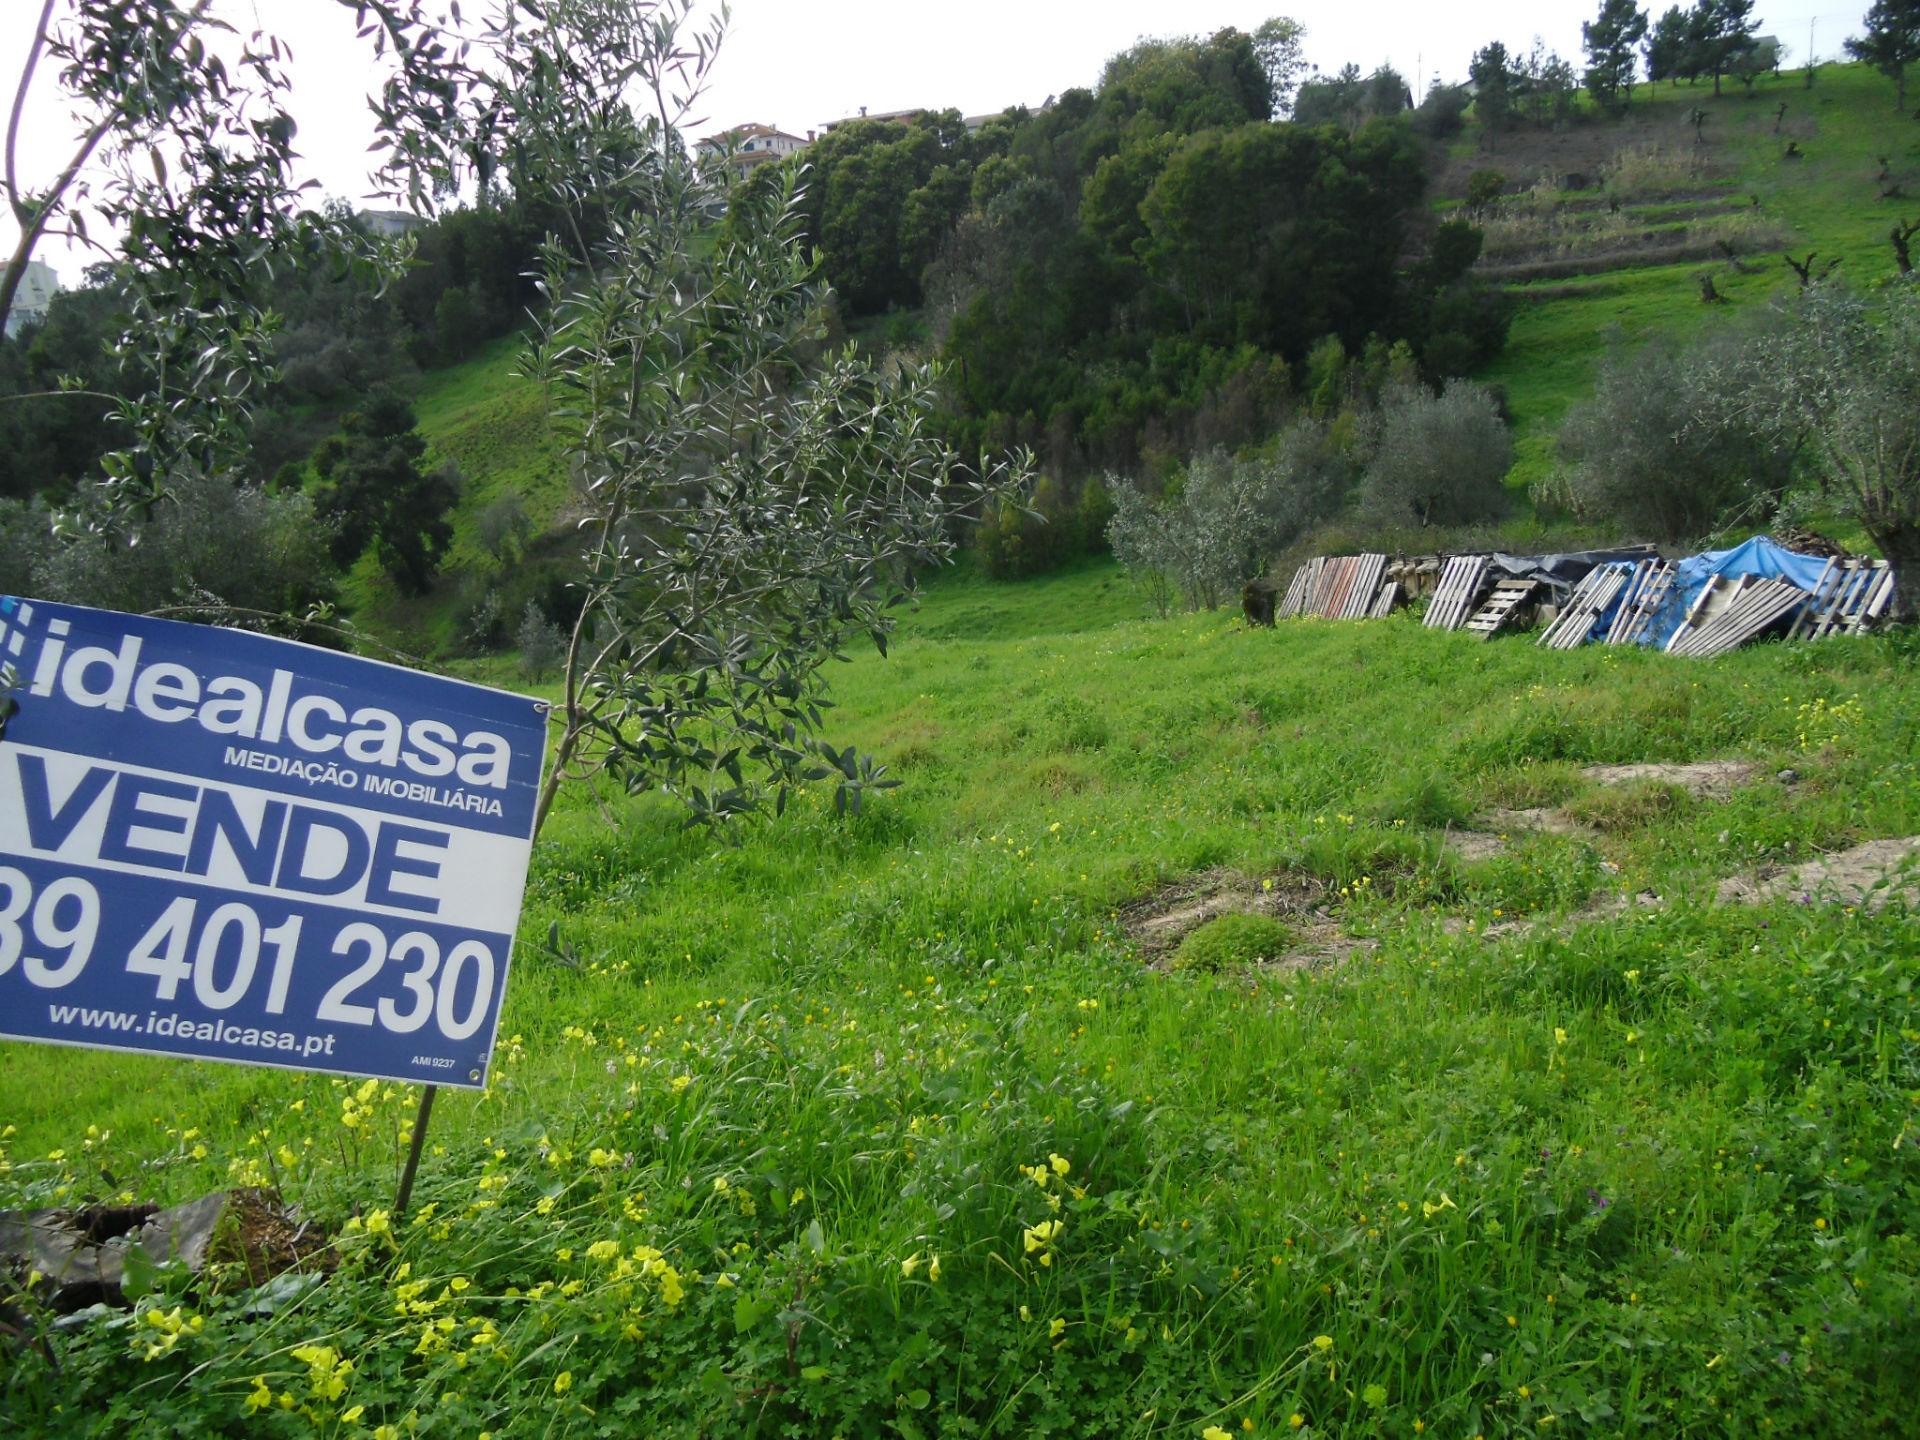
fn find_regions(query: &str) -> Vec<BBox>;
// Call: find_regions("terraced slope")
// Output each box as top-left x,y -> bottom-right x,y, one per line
1456,63 -> 1920,486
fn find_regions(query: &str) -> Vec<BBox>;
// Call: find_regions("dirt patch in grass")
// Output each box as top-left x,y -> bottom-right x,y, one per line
1447,763 -> 1756,858
1443,831 -> 1510,862
1715,836 -> 1920,910
212,1187 -> 338,1286
1579,760 -> 1756,798
1119,868 -> 1373,971
1443,885 -> 1666,942
1563,780 -> 1690,833
1443,806 -> 1596,861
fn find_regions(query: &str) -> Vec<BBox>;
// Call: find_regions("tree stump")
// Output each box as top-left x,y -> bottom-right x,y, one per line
1242,579 -> 1278,627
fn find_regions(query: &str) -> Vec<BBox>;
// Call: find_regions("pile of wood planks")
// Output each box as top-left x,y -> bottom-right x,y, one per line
1602,560 -> 1676,645
1423,555 -> 1489,631
1536,564 -> 1632,649
1384,555 -> 1442,599
1665,575 -> 1811,657
1276,557 -> 1321,619
1271,543 -> 1895,653
1788,557 -> 1896,639
1278,553 -> 1388,620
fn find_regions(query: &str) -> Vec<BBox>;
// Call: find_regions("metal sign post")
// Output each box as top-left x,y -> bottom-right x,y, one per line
395,1084 -> 438,1217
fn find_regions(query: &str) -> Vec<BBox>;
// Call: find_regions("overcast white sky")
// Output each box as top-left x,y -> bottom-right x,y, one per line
2,0 -> 1868,287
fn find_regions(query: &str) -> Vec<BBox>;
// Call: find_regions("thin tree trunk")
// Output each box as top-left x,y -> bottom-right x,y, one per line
1872,522 -> 1920,624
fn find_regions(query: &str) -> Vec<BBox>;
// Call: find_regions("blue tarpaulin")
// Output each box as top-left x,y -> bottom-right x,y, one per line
1631,535 -> 1834,648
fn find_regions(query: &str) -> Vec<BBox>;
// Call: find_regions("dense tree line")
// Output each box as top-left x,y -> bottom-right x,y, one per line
787,25 -> 1511,501
1644,0 -> 1768,93
0,194 -> 562,612
0,196 -> 554,505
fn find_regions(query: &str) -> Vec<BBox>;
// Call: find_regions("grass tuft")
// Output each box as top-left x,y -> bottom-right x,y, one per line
1170,912 -> 1298,971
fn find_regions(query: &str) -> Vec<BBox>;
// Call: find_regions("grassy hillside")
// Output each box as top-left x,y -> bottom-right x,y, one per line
7,563 -> 1917,1436
340,335 -> 569,649
343,64 -> 1917,650
1457,63 -> 1920,489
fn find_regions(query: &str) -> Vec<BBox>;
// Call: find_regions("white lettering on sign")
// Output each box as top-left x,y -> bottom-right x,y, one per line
27,621 -> 512,788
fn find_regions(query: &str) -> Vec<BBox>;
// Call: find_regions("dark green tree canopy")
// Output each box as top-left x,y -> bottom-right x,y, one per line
1645,7 -> 1692,82
1584,0 -> 1651,107
902,23 -> 1507,485
1847,0 -> 1920,110
1470,43 -> 1518,131
310,389 -> 456,596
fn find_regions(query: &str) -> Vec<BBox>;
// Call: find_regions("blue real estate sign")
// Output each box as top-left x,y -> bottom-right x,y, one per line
0,597 -> 547,1088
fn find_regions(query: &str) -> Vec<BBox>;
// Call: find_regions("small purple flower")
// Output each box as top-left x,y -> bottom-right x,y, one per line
1586,1187 -> 1612,1210
1540,1147 -> 1553,1162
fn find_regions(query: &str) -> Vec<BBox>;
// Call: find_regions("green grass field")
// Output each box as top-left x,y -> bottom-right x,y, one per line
6,562 -> 1917,1436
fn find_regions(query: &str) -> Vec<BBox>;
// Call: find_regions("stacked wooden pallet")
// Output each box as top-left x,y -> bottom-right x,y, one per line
1368,581 -> 1401,619
1277,557 -> 1322,619
1423,555 -> 1489,631
1602,559 -> 1676,645
1788,557 -> 1896,639
1536,564 -> 1632,649
1279,553 -> 1389,620
1464,579 -> 1538,638
1666,575 -> 1811,657
1384,555 -> 1442,599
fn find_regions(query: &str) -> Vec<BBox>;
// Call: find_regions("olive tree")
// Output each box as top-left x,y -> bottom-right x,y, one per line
0,470 -> 336,617
1107,423 -> 1350,612
1702,282 -> 1920,620
1558,331 -> 1791,540
1361,380 -> 1511,527
1,1 -> 471,527
4,1 -> 1024,834
495,6 -> 1024,834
